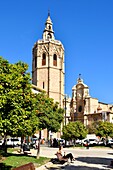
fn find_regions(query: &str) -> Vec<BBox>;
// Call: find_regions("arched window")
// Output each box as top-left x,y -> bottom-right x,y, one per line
78,105 -> 82,112
49,25 -> 51,30
47,33 -> 52,40
42,53 -> 46,65
53,54 -> 57,66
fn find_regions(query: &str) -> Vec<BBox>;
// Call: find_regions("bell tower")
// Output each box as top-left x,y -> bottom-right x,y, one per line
71,74 -> 90,124
76,77 -> 85,123
32,12 -> 65,107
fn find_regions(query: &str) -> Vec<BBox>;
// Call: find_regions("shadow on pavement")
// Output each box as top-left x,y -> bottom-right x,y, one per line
51,158 -> 67,164
46,156 -> 113,170
108,152 -> 113,155
45,164 -> 111,170
76,156 -> 112,166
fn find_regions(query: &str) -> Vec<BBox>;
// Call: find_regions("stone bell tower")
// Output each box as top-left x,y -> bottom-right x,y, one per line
32,12 -> 65,107
71,74 -> 90,124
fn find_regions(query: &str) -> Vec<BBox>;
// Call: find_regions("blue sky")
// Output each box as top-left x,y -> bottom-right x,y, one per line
0,0 -> 113,104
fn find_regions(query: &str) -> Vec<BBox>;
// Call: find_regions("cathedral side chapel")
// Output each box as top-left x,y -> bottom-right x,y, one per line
70,75 -> 113,126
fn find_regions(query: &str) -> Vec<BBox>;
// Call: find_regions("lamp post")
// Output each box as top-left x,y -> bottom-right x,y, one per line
64,95 -> 67,126
64,95 -> 67,147
21,72 -> 29,152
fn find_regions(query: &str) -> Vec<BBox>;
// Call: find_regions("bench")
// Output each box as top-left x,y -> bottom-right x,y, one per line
12,162 -> 35,170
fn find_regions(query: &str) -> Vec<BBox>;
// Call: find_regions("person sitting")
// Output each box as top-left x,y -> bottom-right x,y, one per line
56,145 -> 75,162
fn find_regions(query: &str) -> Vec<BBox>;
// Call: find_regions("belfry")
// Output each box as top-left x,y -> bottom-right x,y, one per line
32,12 -> 65,108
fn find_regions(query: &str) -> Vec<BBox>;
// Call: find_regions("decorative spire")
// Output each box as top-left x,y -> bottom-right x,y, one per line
77,74 -> 83,83
42,11 -> 55,41
78,74 -> 81,80
46,12 -> 52,24
48,9 -> 50,17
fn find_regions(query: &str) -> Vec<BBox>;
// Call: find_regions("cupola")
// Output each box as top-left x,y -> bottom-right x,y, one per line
42,11 -> 55,41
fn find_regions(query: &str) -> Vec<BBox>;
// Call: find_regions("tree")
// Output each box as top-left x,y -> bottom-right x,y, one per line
35,92 -> 64,133
62,121 -> 88,141
95,121 -> 113,138
0,56 -> 39,152
34,92 -> 64,158
87,121 -> 100,134
0,56 -> 64,154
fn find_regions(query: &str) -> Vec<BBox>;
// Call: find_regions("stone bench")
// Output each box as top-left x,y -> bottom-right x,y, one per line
12,162 -> 35,170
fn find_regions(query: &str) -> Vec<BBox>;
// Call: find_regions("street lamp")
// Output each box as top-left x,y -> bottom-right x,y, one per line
64,95 -> 67,126
64,94 -> 67,147
21,72 -> 30,152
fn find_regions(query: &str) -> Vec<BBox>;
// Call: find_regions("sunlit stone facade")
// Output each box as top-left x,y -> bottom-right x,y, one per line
32,13 -> 65,108
71,76 -> 113,126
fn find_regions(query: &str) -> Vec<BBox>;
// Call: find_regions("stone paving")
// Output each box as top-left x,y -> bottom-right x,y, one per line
36,159 -> 113,170
33,147 -> 113,170
14,146 -> 113,170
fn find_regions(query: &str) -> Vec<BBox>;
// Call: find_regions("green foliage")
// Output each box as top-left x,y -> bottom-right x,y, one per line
0,56 -> 64,139
62,121 -> 88,140
35,92 -> 64,132
95,121 -> 113,138
0,56 -> 38,137
2,154 -> 50,168
87,121 -> 100,134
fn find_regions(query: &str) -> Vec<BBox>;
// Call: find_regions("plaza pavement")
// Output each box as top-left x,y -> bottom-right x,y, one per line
31,146 -> 113,170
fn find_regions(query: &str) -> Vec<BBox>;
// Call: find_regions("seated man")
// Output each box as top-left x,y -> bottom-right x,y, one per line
55,152 -> 68,162
55,145 -> 75,163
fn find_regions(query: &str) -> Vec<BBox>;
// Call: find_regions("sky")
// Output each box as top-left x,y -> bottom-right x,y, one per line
0,0 -> 113,104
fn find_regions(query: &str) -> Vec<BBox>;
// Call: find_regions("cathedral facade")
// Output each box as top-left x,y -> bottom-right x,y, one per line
70,75 -> 113,126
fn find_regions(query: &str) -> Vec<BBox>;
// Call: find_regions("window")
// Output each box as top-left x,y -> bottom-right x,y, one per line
35,57 -> 37,68
42,53 -> 46,65
49,25 -> 51,30
43,82 -> 45,89
47,33 -> 52,39
53,54 -> 57,66
78,105 -> 82,112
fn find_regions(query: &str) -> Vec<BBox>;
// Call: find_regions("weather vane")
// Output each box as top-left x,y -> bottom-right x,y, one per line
48,9 -> 50,16
79,73 -> 81,79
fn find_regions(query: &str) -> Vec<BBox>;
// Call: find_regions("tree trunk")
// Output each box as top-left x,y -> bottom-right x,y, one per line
20,135 -> 24,153
3,134 -> 7,154
36,139 -> 40,159
36,130 -> 41,159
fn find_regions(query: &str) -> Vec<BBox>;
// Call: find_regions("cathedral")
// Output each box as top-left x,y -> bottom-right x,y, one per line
32,13 -> 113,139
